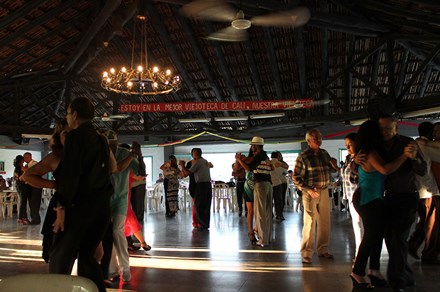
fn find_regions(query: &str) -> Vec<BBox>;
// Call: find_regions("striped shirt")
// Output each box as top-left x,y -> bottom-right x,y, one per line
341,155 -> 358,201
292,147 -> 332,192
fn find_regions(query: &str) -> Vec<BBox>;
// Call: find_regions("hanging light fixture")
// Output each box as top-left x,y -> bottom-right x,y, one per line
101,10 -> 181,95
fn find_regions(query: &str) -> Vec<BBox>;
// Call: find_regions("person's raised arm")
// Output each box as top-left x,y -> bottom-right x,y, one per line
235,153 -> 251,171
22,152 -> 58,189
368,150 -> 407,175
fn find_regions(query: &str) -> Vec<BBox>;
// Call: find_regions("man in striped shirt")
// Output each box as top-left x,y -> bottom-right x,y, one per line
293,129 -> 338,264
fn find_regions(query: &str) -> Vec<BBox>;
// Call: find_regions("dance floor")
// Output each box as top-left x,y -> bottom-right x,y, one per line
0,204 -> 437,291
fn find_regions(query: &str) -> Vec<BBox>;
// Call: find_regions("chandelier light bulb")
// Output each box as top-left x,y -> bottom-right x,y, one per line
127,81 -> 133,87
137,66 -> 143,72
153,66 -> 159,73
166,69 -> 171,75
153,82 -> 158,88
110,68 -> 115,74
106,77 -> 111,83
121,67 -> 127,73
103,71 -> 108,78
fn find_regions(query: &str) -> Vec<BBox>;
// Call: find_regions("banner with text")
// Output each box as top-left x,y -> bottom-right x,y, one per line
120,99 -> 314,112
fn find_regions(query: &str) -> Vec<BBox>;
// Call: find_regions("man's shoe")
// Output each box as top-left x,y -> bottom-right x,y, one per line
318,252 -> 334,259
302,257 -> 312,264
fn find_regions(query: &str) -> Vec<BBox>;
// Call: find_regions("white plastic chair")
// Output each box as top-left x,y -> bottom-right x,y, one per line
147,183 -> 164,211
0,274 -> 98,292
212,184 -> 232,213
0,192 -> 18,218
41,188 -> 53,210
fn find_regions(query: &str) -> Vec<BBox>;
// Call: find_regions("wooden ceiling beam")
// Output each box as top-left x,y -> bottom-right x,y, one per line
418,66 -> 433,99
309,39 -> 387,98
397,43 -> 440,102
243,40 -> 264,100
175,6 -> 224,102
62,0 -> 122,74
263,27 -> 283,100
398,41 -> 440,71
396,49 -> 410,97
345,35 -> 355,112
361,0 -> 440,26
369,49 -> 381,100
386,40 -> 397,99
74,1 -> 137,74
145,2 -> 209,120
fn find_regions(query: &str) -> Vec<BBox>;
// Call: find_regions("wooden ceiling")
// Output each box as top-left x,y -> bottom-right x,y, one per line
1,0 -> 440,144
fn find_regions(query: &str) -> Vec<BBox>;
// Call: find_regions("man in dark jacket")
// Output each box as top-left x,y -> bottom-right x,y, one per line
49,97 -> 114,292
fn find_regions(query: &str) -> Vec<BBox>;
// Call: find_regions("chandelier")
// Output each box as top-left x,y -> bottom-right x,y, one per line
101,14 -> 181,95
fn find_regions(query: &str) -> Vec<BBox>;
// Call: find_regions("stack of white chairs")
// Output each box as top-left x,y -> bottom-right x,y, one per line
212,183 -> 233,213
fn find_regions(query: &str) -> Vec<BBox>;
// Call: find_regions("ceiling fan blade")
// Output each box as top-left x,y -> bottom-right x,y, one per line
251,7 -> 311,28
206,26 -> 248,42
180,0 -> 236,22
108,114 -> 131,119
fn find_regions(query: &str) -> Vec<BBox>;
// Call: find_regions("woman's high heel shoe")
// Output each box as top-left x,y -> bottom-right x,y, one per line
248,232 -> 257,245
350,275 -> 374,289
141,242 -> 152,251
368,274 -> 388,287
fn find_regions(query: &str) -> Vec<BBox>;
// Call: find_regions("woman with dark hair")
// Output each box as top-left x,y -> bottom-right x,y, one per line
341,132 -> 363,260
160,155 -> 180,217
22,119 -> 70,261
14,155 -> 30,224
350,120 -> 411,288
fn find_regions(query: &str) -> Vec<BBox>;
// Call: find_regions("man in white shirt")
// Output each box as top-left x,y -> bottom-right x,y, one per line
408,122 -> 440,264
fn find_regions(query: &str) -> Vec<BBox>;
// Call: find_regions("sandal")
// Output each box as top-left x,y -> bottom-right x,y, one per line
248,232 -> 257,245
141,242 -> 151,251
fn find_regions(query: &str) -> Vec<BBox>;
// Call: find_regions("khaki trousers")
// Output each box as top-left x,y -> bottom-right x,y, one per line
301,189 -> 331,257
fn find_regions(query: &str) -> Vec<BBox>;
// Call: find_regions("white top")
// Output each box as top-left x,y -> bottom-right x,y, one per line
416,138 -> 440,198
270,158 -> 286,187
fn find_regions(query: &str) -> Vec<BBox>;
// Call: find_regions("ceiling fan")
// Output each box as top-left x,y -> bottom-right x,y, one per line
94,113 -> 131,122
180,0 -> 311,42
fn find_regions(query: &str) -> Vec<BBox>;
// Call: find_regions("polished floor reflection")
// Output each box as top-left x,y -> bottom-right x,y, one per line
0,205 -> 438,291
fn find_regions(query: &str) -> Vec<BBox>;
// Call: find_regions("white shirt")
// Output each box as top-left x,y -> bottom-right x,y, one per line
416,137 -> 440,198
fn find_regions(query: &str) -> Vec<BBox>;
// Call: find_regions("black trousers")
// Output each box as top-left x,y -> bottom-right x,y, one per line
195,182 -> 212,229
384,192 -> 418,289
130,184 -> 146,222
408,198 -> 428,255
273,184 -> 284,217
352,198 -> 385,276
281,183 -> 287,210
163,178 -> 170,215
29,186 -> 42,223
17,184 -> 30,219
100,221 -> 113,280
49,202 -> 111,292
236,181 -> 245,213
